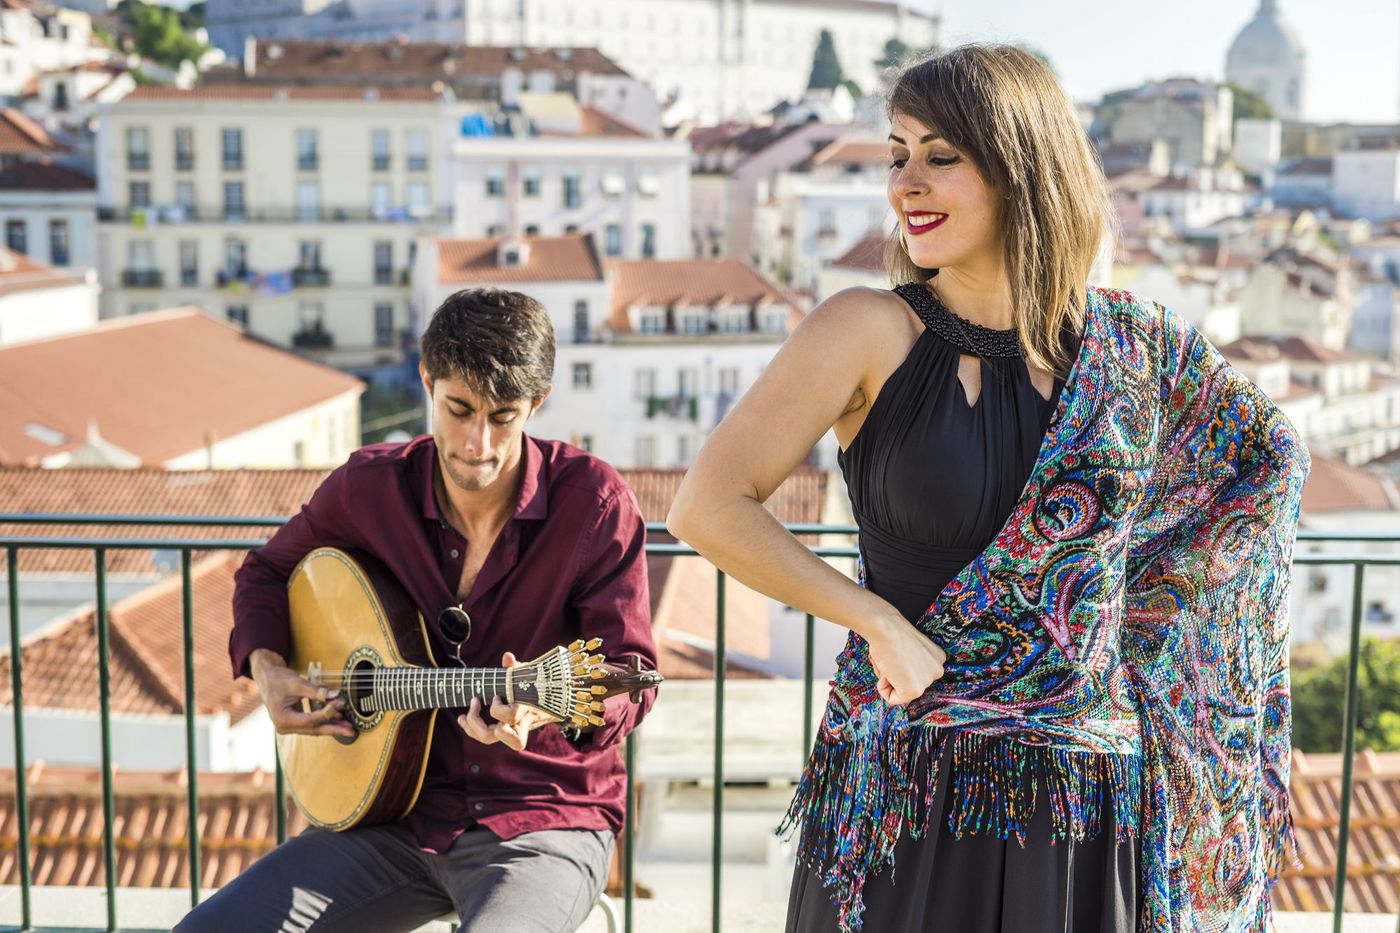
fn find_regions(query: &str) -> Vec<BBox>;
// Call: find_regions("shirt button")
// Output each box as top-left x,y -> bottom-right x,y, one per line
470,764 -> 480,774
450,549 -> 460,558
474,802 -> 485,812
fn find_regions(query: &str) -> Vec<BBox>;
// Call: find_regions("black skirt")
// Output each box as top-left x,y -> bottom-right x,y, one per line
785,734 -> 1141,933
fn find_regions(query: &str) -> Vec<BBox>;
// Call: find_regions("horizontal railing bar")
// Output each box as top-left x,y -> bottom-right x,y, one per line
0,514 -> 289,527
0,537 -> 268,550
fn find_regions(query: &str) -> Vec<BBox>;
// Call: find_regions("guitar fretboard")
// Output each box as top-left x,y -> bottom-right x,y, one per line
360,666 -> 539,712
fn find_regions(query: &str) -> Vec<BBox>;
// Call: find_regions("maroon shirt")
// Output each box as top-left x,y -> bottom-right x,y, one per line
230,434 -> 656,850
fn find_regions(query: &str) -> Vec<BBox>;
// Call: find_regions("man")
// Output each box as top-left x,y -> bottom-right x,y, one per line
179,288 -> 656,932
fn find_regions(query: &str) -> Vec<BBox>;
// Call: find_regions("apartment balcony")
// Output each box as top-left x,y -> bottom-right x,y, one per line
291,267 -> 331,289
290,322 -> 333,349
97,205 -> 452,225
645,394 -> 699,421
119,269 -> 162,288
0,515 -> 1394,932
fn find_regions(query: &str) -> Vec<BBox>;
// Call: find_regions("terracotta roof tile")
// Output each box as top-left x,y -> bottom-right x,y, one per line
0,554 -> 263,722
0,247 -> 85,296
551,106 -> 648,139
0,158 -> 94,192
811,136 -> 888,167
619,466 -> 827,526
0,465 -> 329,576
0,310 -> 363,467
436,234 -> 604,285
605,259 -> 785,332
123,85 -> 443,103
0,765 -> 307,889
829,231 -> 887,273
0,108 -> 62,156
1301,455 -> 1400,514
238,40 -> 629,82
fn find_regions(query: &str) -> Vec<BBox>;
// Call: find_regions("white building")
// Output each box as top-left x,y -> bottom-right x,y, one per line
1111,254 -> 1242,347
0,247 -> 96,345
0,159 -> 96,274
1267,157 -> 1332,210
450,96 -> 691,261
1233,117 -> 1282,178
1238,248 -> 1353,350
1125,168 -> 1251,236
0,0 -> 106,99
0,309 -> 363,469
22,60 -> 136,140
1097,78 -> 1234,172
1332,149 -> 1400,222
1225,0 -> 1306,122
205,0 -> 939,125
95,84 -> 459,368
754,135 -> 891,291
1222,335 -> 1400,466
1349,273 -> 1400,365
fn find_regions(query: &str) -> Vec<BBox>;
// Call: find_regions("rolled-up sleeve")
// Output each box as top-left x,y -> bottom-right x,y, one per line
229,466 -> 354,679
567,486 -> 657,751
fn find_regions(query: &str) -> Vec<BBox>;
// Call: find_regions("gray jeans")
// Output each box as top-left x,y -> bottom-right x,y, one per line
175,824 -> 614,933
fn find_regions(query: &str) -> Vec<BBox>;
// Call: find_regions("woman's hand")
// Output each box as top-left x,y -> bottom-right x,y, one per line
863,611 -> 948,706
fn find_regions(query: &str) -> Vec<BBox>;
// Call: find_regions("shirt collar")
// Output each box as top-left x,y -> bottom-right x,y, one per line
419,434 -> 549,523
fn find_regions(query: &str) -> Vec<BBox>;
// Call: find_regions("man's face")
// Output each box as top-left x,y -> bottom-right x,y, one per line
422,369 -> 548,493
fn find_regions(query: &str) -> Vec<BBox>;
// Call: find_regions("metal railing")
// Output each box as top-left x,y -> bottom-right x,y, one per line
0,515 -> 1395,933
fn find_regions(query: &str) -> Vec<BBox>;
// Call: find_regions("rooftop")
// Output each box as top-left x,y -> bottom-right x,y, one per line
0,108 -> 64,156
435,233 -> 604,285
1299,455 -> 1400,514
121,85 -> 446,104
0,248 -> 84,297
233,39 -> 630,83
0,159 -> 94,193
606,259 -> 785,332
828,230 -> 887,273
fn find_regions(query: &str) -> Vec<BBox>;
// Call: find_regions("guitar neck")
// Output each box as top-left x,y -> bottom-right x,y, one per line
360,666 -> 528,713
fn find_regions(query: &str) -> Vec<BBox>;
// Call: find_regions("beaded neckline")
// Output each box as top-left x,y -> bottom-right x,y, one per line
894,282 -> 1023,359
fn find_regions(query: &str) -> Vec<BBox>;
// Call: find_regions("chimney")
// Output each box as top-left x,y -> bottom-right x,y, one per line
244,36 -> 257,77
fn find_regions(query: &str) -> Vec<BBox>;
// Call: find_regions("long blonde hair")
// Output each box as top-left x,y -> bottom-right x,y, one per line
885,44 -> 1113,375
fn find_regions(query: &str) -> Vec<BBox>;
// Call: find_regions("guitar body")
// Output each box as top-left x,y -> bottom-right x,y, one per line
279,548 -> 437,831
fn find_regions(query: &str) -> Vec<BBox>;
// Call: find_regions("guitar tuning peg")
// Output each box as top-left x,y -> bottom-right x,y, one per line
590,685 -> 607,695
567,639 -> 584,652
590,701 -> 605,711
584,637 -> 603,650
590,669 -> 606,679
587,654 -> 605,666
575,690 -> 593,701
571,713 -> 589,727
587,714 -> 605,727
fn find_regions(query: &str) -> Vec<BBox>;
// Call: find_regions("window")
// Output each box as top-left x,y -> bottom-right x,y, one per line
406,181 -> 430,217
563,172 -> 581,208
564,224 -> 579,234
223,181 -> 245,219
524,224 -> 540,235
373,241 -> 393,285
371,181 -> 392,218
406,130 -> 428,172
719,367 -> 740,395
297,129 -> 318,171
5,219 -> 25,254
174,127 -> 193,171
719,310 -> 747,333
639,311 -> 664,334
634,435 -> 655,467
485,171 -> 504,197
224,239 -> 247,276
762,310 -> 786,333
129,180 -> 151,208
677,434 -> 692,464
175,180 -> 195,211
576,434 -> 594,452
48,220 -> 68,265
678,367 -> 698,398
522,170 -> 541,197
126,126 -> 149,171
221,128 -> 243,171
179,239 -> 197,286
53,82 -> 67,112
818,208 -> 836,236
127,238 -> 153,271
641,223 -> 656,259
296,181 -> 319,221
637,170 -> 659,197
371,129 -> 390,171
682,312 -> 706,335
601,171 -> 625,197
486,224 -> 504,237
634,368 -> 655,399
374,302 -> 394,347
227,305 -> 248,326
573,301 -> 589,342
605,224 -> 622,257
298,240 -> 322,269
572,362 -> 593,389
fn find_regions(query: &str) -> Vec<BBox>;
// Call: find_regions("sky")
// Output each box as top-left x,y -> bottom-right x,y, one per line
911,0 -> 1399,124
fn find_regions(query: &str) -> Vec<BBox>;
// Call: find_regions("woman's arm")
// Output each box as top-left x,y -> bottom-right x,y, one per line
666,288 -> 946,704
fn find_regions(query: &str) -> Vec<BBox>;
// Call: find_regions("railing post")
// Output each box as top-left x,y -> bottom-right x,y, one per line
1333,562 -> 1366,932
624,732 -> 635,933
181,549 -> 202,907
95,548 -> 118,932
7,547 -> 31,931
712,571 -> 725,933
275,750 -> 286,845
802,613 -> 815,770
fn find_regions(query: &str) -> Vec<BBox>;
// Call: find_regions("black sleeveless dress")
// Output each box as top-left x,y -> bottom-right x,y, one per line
785,283 -> 1140,932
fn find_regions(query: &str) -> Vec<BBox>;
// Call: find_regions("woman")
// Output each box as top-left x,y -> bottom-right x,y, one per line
667,45 -> 1308,933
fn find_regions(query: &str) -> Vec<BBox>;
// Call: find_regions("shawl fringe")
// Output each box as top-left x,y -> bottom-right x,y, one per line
780,724 -> 1143,932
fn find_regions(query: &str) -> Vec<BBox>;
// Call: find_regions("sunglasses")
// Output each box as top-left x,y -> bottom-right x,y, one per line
437,606 -> 473,666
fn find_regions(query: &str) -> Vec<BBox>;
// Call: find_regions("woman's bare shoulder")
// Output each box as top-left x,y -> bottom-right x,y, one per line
796,286 -> 920,347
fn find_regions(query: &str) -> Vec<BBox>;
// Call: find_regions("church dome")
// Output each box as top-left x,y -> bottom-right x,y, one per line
1227,0 -> 1305,68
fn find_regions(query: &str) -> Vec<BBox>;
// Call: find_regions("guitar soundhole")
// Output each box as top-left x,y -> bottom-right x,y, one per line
340,646 -> 386,733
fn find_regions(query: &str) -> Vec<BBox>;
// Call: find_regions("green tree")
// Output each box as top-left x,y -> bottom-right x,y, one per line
1291,638 -> 1400,753
807,29 -> 844,91
874,37 -> 939,72
1225,82 -> 1275,123
130,1 -> 207,70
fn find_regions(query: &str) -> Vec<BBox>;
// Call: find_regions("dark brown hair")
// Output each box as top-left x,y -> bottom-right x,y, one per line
420,288 -> 555,402
885,44 -> 1113,375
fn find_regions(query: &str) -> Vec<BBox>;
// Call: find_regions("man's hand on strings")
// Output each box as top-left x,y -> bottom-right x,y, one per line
458,652 -> 561,752
249,648 -> 357,738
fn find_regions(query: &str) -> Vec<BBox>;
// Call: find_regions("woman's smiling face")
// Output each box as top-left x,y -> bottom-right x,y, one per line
886,111 -> 1004,276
